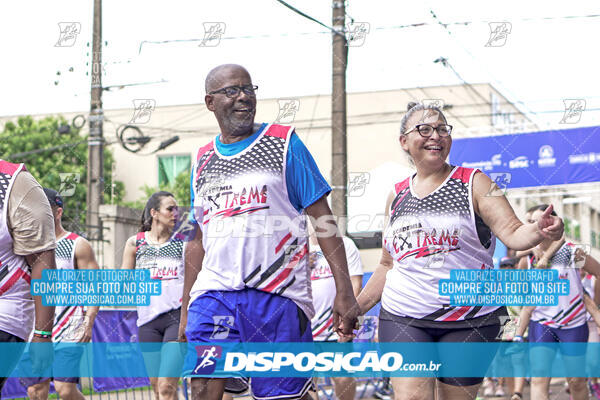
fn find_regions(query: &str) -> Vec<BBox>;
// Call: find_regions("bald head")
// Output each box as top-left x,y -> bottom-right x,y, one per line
205,64 -> 252,94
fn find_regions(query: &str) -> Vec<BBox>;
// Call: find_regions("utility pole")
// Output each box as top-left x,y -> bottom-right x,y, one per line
331,0 -> 348,235
87,0 -> 104,241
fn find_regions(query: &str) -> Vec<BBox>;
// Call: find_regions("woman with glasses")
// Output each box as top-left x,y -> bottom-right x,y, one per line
356,102 -> 564,400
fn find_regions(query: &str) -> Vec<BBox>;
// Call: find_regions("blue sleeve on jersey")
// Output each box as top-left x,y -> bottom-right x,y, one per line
286,132 -> 331,212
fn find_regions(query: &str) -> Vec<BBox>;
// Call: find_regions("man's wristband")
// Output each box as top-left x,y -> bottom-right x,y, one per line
34,329 -> 52,336
513,335 -> 523,342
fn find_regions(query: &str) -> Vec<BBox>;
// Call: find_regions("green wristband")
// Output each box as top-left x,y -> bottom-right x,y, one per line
34,329 -> 52,336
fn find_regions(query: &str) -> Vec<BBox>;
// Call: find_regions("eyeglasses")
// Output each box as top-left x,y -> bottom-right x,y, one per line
208,85 -> 258,98
406,124 -> 453,137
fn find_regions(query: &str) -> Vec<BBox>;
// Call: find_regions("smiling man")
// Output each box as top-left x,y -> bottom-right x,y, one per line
179,64 -> 360,400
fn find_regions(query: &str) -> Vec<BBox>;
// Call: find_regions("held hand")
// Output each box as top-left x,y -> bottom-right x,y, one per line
178,322 -> 187,342
536,204 -> 564,241
79,324 -> 93,343
332,291 -> 361,340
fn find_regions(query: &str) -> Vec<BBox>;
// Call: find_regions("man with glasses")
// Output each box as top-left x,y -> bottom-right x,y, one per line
180,64 -> 360,400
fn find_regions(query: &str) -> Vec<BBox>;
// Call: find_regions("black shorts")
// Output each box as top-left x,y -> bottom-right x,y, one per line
138,308 -> 181,344
379,308 -> 502,387
0,330 -> 26,393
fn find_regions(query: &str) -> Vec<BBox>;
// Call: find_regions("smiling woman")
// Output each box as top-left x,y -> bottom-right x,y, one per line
357,102 -> 565,400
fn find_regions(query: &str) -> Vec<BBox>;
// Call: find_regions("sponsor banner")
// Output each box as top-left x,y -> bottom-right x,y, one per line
449,126 -> 600,188
2,342 -> 600,378
440,269 -> 568,306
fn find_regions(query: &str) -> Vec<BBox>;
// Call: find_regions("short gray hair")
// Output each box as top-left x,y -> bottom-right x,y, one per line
399,102 -> 447,137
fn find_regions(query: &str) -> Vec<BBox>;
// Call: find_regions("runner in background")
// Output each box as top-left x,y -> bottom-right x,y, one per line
0,160 -> 56,394
516,204 -> 600,400
582,268 -> 600,398
122,191 -> 184,400
309,225 -> 363,400
23,188 -> 99,400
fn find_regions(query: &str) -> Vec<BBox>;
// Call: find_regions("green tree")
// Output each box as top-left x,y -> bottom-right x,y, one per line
126,169 -> 191,211
0,115 -> 125,235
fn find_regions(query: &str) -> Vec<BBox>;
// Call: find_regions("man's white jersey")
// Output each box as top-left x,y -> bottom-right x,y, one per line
310,237 -> 363,341
135,231 -> 185,326
53,232 -> 86,342
0,161 -> 33,340
530,242 -> 587,329
382,166 -> 500,321
189,124 -> 314,319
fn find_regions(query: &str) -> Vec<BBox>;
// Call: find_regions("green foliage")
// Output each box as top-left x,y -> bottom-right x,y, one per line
123,169 -> 191,211
0,115 -> 124,234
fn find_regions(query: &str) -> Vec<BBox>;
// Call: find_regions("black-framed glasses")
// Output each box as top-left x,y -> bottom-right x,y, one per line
406,124 -> 453,137
208,85 -> 258,98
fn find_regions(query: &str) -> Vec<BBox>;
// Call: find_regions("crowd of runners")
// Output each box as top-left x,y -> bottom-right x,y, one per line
0,64 -> 599,400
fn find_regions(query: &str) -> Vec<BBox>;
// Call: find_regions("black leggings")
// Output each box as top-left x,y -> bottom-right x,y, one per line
379,317 -> 501,386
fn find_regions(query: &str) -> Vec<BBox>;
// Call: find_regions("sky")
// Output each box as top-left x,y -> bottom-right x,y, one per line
1,0 -> 599,129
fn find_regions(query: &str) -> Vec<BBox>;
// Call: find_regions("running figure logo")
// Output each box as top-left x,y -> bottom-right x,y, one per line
129,99 -> 156,124
210,316 -> 235,339
560,99 -> 586,124
348,172 -> 370,197
55,22 -> 81,47
486,172 -> 511,196
485,22 -> 512,47
59,173 -> 80,197
275,99 -> 300,124
193,345 -> 222,375
199,22 -> 226,47
356,316 -> 377,340
346,22 -> 370,47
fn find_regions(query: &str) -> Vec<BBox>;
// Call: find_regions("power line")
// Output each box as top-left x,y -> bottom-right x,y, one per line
274,0 -> 343,36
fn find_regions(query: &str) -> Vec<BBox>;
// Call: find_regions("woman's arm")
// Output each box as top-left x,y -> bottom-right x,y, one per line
121,235 -> 137,269
515,306 -> 535,338
356,190 -> 395,315
472,172 -> 563,250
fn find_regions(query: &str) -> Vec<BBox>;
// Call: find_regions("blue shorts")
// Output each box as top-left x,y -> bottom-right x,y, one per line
529,321 -> 588,356
19,345 -> 84,387
186,289 -> 313,400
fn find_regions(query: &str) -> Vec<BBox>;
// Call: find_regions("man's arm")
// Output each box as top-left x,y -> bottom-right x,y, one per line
26,251 -> 56,335
74,238 -> 100,342
305,196 -> 360,337
179,229 -> 204,341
